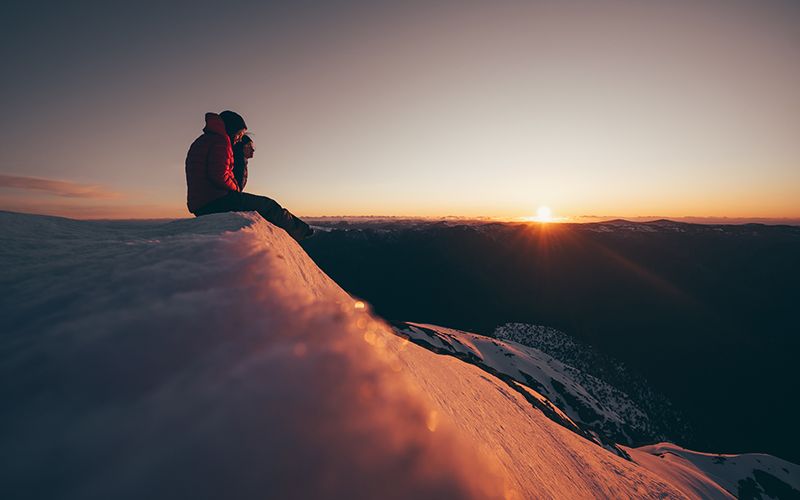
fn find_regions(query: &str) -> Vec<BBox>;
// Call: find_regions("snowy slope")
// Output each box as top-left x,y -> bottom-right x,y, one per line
1,211 -> 798,499
493,322 -> 689,444
389,321 -> 800,498
392,322 -> 659,449
1,211 -> 500,499
627,443 -> 800,499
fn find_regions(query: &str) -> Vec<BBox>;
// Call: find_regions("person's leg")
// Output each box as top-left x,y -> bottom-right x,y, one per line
193,192 -> 240,216
195,191 -> 312,241
237,192 -> 312,242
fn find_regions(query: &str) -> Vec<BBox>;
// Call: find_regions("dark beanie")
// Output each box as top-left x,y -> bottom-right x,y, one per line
219,110 -> 247,136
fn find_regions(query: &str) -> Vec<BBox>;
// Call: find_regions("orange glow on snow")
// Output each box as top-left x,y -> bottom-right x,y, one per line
426,410 -> 439,432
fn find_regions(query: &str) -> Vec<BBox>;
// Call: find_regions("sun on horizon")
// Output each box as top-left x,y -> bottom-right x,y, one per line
519,205 -> 562,223
536,206 -> 553,222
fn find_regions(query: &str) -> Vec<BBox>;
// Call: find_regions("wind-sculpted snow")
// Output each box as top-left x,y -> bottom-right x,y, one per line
0,211 -> 503,499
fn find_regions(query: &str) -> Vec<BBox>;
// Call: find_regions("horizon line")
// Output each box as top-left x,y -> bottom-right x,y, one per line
3,208 -> 800,226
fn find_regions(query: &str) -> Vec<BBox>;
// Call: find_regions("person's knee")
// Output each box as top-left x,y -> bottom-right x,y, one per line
256,196 -> 281,213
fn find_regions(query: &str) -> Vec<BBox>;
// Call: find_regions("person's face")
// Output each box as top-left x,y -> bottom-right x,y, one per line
243,142 -> 255,159
232,129 -> 246,144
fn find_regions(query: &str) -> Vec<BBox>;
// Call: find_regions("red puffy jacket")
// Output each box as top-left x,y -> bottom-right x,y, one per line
185,113 -> 240,213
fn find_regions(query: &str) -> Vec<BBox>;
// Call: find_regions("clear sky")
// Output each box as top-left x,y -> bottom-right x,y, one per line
1,0 -> 798,220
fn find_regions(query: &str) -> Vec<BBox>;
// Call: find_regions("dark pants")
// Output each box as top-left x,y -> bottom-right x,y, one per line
194,191 -> 311,241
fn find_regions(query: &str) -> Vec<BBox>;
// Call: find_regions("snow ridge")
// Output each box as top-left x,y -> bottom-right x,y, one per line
2,211 -> 798,499
1,211 -> 502,499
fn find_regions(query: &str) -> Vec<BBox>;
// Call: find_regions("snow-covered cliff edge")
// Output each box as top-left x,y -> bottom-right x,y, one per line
1,211 -> 797,499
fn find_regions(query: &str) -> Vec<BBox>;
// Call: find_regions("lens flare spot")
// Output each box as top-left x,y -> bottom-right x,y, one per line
426,410 -> 439,432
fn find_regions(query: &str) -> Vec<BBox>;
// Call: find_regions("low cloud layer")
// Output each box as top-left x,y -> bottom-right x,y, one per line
0,174 -> 120,199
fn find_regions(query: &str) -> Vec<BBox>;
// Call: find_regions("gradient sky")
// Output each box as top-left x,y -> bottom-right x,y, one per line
1,0 -> 798,219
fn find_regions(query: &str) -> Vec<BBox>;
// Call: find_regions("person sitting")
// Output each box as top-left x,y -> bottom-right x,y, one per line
185,111 -> 312,241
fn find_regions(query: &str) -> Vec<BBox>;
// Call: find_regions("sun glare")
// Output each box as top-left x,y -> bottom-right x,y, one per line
518,205 -> 564,223
536,206 -> 552,222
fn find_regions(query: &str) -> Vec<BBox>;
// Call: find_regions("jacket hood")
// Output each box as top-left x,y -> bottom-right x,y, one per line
203,113 -> 227,136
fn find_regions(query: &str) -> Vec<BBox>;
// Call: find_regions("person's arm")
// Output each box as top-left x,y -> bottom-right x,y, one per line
207,140 -> 239,192
232,148 -> 247,191
240,159 -> 248,191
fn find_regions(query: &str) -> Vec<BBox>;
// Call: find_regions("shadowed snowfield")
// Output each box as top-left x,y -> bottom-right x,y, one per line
1,211 -> 797,499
